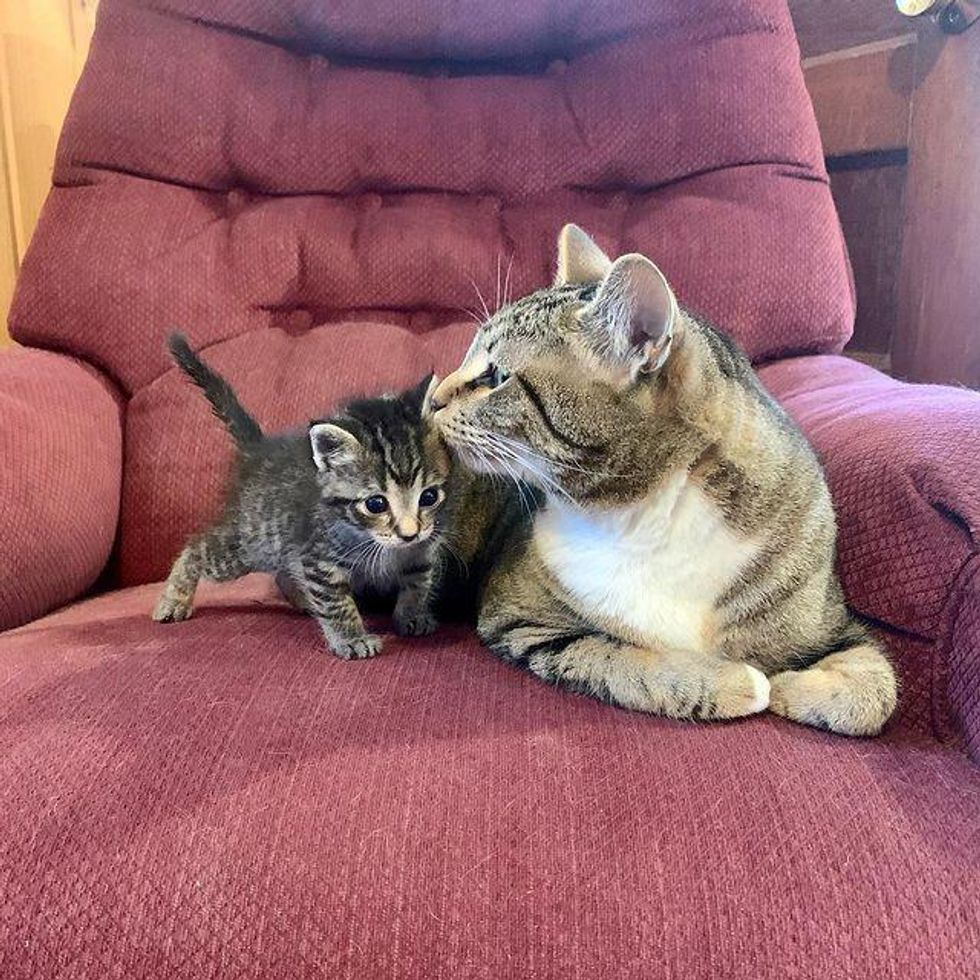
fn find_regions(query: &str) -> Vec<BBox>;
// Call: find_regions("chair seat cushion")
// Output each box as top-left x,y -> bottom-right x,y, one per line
2,582 -> 978,978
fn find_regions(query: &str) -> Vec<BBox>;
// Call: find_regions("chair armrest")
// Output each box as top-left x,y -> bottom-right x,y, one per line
761,355 -> 980,637
0,347 -> 122,630
760,355 -> 980,752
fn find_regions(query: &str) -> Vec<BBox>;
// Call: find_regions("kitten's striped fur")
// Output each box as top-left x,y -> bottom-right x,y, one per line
153,335 -> 450,659
432,226 -> 896,735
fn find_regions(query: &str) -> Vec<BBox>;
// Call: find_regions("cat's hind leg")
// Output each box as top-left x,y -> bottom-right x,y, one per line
768,640 -> 897,736
481,616 -> 769,721
152,529 -> 250,623
153,544 -> 202,623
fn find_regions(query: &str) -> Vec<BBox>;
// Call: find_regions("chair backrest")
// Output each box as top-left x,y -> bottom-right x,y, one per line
10,0 -> 852,584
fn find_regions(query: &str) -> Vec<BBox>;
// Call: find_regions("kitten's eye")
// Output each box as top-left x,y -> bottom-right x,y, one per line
472,364 -> 509,390
419,486 -> 440,507
364,495 -> 388,514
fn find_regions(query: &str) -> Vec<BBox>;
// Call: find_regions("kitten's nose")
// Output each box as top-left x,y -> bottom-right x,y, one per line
396,518 -> 419,542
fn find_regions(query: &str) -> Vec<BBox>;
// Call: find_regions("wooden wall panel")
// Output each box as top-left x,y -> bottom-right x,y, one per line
0,123 -> 17,332
893,27 -> 980,387
803,35 -> 915,370
830,163 -> 907,363
0,0 -> 96,346
804,37 -> 916,157
789,0 -> 922,57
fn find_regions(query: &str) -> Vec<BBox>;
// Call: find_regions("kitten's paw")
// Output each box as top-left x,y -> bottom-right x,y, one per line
715,663 -> 770,718
393,608 -> 438,637
330,634 -> 383,660
152,594 -> 193,623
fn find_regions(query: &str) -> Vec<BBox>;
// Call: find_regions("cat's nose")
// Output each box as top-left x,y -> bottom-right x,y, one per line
429,375 -> 457,412
430,352 -> 489,412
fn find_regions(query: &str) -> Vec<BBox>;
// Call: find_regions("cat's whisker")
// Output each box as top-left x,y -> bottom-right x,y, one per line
335,538 -> 376,567
484,436 -> 576,506
434,534 -> 469,576
455,304 -> 486,326
495,254 -> 502,313
466,274 -> 492,322
482,444 -> 534,518
502,253 -> 514,309
493,432 -> 639,480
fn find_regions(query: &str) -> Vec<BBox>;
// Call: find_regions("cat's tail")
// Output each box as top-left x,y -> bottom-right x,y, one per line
168,333 -> 263,447
768,621 -> 898,736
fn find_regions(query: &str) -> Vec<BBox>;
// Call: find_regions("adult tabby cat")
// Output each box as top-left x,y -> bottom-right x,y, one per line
431,225 -> 896,736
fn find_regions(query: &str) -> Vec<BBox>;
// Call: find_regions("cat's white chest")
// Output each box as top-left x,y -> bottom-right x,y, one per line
533,472 -> 759,653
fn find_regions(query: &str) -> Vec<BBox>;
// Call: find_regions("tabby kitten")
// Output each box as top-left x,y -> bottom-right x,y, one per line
431,225 -> 897,736
153,334 -> 450,659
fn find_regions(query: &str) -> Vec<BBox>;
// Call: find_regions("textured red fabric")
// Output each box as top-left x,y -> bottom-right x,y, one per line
945,556 -> 980,761
759,355 -> 980,759
1,581 -> 979,979
11,0 -> 850,397
0,348 -> 122,630
759,356 -> 980,639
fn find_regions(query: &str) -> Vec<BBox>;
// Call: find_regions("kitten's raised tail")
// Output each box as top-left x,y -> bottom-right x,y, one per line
168,332 -> 263,447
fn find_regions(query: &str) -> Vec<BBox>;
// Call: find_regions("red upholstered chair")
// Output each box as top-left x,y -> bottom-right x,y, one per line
2,2 -> 978,975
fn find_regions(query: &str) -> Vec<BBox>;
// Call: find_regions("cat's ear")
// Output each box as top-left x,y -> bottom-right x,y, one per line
584,253 -> 678,378
309,423 -> 361,470
555,224 -> 613,285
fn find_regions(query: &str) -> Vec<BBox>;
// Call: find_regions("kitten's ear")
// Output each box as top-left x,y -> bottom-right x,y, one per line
555,224 -> 613,285
309,423 -> 361,471
420,374 -> 441,417
584,253 -> 678,377
407,372 -> 439,417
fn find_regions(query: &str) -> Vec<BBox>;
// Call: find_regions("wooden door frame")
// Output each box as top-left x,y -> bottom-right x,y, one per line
799,6 -> 980,387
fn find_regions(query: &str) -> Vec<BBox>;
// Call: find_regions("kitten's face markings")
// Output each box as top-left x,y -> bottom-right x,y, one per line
310,404 -> 450,550
432,225 -> 678,498
358,475 -> 445,546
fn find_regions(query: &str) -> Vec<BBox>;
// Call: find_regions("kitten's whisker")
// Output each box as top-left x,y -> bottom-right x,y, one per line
335,538 -> 375,567
495,254 -> 502,312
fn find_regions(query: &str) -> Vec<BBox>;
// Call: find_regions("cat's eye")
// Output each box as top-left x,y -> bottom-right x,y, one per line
472,364 -> 509,390
364,495 -> 389,514
419,486 -> 441,507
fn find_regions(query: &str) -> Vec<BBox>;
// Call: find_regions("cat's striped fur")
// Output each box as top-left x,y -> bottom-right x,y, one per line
432,226 -> 896,735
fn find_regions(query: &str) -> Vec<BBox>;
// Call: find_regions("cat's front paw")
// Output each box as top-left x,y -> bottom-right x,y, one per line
152,593 -> 193,623
714,663 -> 770,718
393,607 -> 438,637
330,634 -> 383,660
